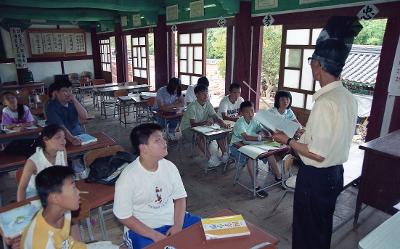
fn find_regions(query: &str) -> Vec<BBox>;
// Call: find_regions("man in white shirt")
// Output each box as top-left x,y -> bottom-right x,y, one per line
218,83 -> 244,122
273,17 -> 361,249
113,123 -> 200,249
184,76 -> 210,105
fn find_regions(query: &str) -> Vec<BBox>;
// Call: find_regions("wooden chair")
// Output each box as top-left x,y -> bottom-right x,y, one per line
83,145 -> 125,240
100,90 -> 128,119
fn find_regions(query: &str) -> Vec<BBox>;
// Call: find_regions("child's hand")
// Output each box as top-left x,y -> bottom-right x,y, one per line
151,231 -> 167,242
166,225 -> 182,236
206,118 -> 214,126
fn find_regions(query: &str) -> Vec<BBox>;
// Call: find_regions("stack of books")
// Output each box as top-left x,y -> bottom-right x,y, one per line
201,214 -> 250,240
76,133 -> 98,145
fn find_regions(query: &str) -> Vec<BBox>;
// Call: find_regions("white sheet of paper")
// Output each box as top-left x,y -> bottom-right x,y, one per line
254,110 -> 300,138
394,202 -> 400,210
238,144 -> 278,159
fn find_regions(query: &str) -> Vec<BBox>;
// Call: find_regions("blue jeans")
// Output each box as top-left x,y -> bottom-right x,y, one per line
123,212 -> 201,249
155,116 -> 180,133
229,145 -> 248,165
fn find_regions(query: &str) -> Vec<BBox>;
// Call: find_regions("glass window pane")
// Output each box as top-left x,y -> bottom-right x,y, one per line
312,28 -> 323,45
102,64 -> 106,71
180,47 -> 187,59
285,49 -> 301,68
194,61 -> 202,74
180,60 -> 187,73
141,70 -> 147,78
138,56 -> 141,67
191,33 -> 202,44
133,38 -> 138,45
142,58 -> 147,68
194,46 -> 202,60
141,47 -> 146,57
134,69 -> 140,77
286,29 -> 310,45
283,69 -> 300,89
134,58 -> 138,67
133,47 -> 137,57
180,74 -> 190,85
301,49 -> 315,91
191,76 -> 200,85
179,34 -> 190,44
290,92 -> 304,108
188,47 -> 193,73
139,37 -> 145,45
306,94 -> 314,110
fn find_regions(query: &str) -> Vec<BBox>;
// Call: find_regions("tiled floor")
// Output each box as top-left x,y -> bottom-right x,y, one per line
0,98 -> 390,249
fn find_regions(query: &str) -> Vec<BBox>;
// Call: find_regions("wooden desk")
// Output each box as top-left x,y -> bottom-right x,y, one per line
0,126 -> 42,144
147,209 -> 278,249
354,129 -> 400,225
98,84 -> 149,94
0,132 -> 116,174
0,82 -> 45,94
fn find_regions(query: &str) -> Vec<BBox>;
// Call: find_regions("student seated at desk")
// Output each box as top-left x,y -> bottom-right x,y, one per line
113,123 -> 200,249
184,76 -> 211,105
152,77 -> 184,140
17,124 -> 67,201
46,79 -> 88,146
230,101 -> 279,198
1,91 -> 35,130
20,166 -> 119,249
218,83 -> 244,122
180,84 -> 230,167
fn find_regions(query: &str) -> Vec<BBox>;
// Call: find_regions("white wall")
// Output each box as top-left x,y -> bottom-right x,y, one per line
0,25 -> 94,85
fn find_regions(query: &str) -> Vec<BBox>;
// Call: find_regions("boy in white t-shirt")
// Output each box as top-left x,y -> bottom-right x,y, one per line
113,123 -> 200,249
218,83 -> 244,122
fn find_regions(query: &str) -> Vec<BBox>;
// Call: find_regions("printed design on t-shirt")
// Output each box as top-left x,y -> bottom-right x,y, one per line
155,186 -> 163,204
148,186 -> 168,209
61,239 -> 70,249
227,108 -> 239,117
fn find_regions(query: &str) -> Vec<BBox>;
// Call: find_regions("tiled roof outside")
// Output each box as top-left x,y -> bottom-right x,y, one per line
342,45 -> 381,84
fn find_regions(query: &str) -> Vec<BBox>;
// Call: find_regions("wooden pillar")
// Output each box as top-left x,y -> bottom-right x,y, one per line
91,28 -> 102,79
250,25 -> 263,110
225,26 -> 233,94
114,19 -> 125,83
168,30 -> 175,81
233,1 -> 252,100
366,16 -> 400,141
154,15 -> 169,89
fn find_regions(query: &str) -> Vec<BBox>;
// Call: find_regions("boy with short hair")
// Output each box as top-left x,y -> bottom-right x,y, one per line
180,85 -> 230,167
218,83 -> 244,122
230,101 -> 270,198
113,123 -> 200,249
21,166 -> 86,248
46,79 -> 88,146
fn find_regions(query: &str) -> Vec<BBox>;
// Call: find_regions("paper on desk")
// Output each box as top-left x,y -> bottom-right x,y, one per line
238,144 -> 278,159
394,202 -> 400,210
255,110 -> 300,138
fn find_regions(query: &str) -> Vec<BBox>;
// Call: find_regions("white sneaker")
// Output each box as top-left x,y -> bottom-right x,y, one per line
221,153 -> 229,163
208,155 -> 221,167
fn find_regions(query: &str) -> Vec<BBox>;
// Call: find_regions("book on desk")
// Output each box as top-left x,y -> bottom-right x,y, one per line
76,133 -> 98,145
238,141 -> 281,159
0,200 -> 41,238
201,214 -> 250,240
255,110 -> 300,138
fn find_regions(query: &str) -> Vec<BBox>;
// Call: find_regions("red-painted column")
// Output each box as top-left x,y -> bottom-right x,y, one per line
250,25 -> 263,110
91,28 -> 102,79
225,26 -> 233,94
233,1 -> 252,101
168,30 -> 175,80
114,18 -> 125,83
154,15 -> 169,90
366,16 -> 400,141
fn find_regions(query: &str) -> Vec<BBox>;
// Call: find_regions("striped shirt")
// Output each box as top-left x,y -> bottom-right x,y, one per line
21,209 -> 86,249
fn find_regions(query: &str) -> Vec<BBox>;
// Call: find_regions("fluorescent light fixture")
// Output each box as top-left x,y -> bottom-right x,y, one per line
185,3 -> 216,11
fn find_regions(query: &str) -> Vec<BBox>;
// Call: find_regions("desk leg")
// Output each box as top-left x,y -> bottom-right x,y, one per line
353,198 -> 363,227
86,217 -> 95,241
253,160 -> 257,198
98,206 -> 108,241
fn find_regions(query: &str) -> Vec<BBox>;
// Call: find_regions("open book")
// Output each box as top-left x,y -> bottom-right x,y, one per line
201,214 -> 250,240
238,143 -> 281,159
255,110 -> 301,138
76,133 -> 98,145
0,200 -> 41,238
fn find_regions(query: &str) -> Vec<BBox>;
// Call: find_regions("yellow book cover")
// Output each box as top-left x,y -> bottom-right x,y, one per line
201,214 -> 250,240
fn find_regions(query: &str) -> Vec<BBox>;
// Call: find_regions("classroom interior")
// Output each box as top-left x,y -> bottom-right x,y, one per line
1,1 -> 400,249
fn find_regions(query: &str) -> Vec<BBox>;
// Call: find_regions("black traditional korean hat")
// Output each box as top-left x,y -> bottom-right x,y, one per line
312,16 -> 363,77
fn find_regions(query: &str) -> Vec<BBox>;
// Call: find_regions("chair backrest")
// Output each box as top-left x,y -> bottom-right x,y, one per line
16,168 -> 23,185
114,90 -> 128,97
92,79 -> 106,85
83,145 -> 125,168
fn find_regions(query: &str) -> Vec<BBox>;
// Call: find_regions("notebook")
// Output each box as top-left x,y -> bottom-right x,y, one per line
76,133 -> 98,145
0,200 -> 41,238
201,214 -> 250,240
